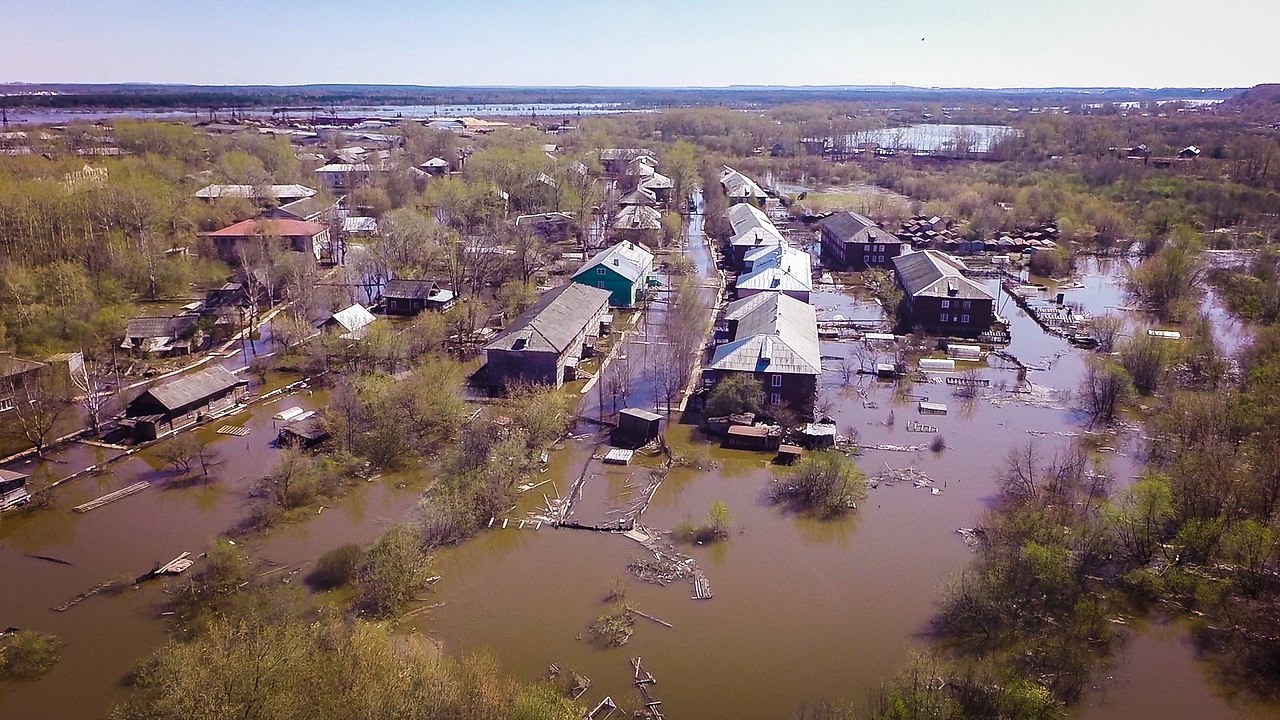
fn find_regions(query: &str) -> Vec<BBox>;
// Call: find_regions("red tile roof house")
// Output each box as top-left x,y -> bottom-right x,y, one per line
203,218 -> 332,265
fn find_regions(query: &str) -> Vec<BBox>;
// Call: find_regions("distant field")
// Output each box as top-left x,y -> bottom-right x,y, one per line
793,184 -> 913,216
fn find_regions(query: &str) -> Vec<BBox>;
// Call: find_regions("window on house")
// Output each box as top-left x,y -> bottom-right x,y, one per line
940,313 -> 949,322
863,254 -> 870,264
596,267 -> 606,275
596,282 -> 605,288
961,314 -> 970,323
940,299 -> 950,308
963,301 -> 971,309
772,374 -> 782,387
770,392 -> 782,405
0,396 -> 13,413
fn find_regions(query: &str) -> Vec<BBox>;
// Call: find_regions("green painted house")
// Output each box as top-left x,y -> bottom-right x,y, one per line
571,240 -> 655,307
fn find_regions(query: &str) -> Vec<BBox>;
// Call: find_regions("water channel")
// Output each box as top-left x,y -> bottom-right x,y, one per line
1,242 -> 1276,718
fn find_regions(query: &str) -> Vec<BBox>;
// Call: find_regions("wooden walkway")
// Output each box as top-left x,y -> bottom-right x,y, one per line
73,481 -> 150,513
631,657 -> 664,720
216,424 -> 250,436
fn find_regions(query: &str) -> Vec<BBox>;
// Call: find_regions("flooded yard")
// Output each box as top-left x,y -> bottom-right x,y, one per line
2,251 -> 1276,719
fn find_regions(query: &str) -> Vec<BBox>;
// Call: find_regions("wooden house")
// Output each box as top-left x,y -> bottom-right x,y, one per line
891,250 -> 996,335
819,211 -> 903,270
125,366 -> 248,440
719,166 -> 768,206
381,279 -> 456,315
707,293 -> 821,417
121,315 -> 201,356
0,353 -> 47,415
484,283 -> 611,391
203,218 -> 331,265
571,240 -> 655,307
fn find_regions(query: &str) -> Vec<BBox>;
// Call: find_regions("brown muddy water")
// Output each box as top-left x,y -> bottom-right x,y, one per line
1,260 -> 1276,719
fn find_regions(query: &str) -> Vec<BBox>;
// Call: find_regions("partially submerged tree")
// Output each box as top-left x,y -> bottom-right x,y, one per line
771,452 -> 867,518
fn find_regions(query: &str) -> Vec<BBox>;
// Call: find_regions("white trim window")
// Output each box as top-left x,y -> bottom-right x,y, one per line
940,313 -> 949,322
771,374 -> 782,387
770,392 -> 782,405
596,267 -> 606,275
961,314 -> 970,324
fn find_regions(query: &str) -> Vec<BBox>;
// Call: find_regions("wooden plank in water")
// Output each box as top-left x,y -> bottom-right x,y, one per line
217,424 -> 250,436
73,481 -> 150,513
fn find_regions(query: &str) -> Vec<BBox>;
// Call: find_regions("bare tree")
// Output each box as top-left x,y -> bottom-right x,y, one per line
2,372 -> 74,459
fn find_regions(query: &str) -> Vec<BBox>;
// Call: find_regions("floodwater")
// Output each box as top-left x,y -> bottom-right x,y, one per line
1,254 -> 1274,719
3,102 -> 633,126
848,124 -> 1019,154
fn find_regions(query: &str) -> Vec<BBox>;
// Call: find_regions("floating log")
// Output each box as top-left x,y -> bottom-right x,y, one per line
25,553 -> 73,566
74,481 -> 150,513
627,607 -> 674,629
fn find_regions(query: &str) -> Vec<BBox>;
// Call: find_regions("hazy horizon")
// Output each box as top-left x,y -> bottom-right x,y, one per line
3,0 -> 1275,88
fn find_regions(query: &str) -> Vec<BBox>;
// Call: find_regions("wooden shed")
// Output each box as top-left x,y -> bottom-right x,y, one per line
724,425 -> 781,451
614,407 -> 662,447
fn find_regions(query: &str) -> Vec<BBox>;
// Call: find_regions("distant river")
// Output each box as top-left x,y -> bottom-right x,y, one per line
2,102 -> 639,125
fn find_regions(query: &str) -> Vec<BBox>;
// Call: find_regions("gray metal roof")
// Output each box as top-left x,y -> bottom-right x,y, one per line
139,366 -> 243,413
711,293 -> 820,375
613,205 -> 663,231
735,246 -> 812,293
719,166 -> 767,199
125,314 -> 198,339
892,250 -> 994,300
323,304 -> 378,338
195,184 -> 316,200
486,283 -> 611,355
818,211 -> 883,242
575,241 -> 654,283
383,278 -> 452,301
726,203 -> 785,247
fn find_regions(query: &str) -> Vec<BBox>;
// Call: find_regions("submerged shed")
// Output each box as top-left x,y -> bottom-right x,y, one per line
615,408 -> 662,447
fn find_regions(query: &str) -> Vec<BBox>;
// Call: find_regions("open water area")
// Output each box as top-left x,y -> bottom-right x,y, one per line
2,246 -> 1277,718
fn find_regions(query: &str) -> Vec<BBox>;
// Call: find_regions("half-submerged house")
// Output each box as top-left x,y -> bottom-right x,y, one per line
125,366 -> 248,440
719,166 -> 768,206
725,203 -> 785,267
485,283 -> 612,390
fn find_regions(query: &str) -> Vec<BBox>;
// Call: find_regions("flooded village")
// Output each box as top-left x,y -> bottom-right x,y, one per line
3,79 -> 1280,720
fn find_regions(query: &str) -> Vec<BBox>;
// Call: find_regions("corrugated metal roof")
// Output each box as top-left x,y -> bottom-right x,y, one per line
342,216 -> 378,234
324,304 -> 377,338
892,250 -> 994,301
710,293 -> 820,375
719,166 -> 768,199
125,314 -> 198,339
486,284 -> 611,355
138,366 -> 243,413
194,184 -> 316,200
574,241 -> 655,283
735,246 -> 812,293
383,278 -> 452,301
613,205 -> 663,231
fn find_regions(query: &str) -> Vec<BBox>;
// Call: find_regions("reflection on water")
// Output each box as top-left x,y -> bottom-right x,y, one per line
1,252 -> 1272,719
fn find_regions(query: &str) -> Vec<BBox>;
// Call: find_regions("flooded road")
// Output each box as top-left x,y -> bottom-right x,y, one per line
2,254 -> 1276,719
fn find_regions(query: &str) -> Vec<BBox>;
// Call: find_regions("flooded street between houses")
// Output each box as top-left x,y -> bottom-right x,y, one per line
2,250 -> 1278,719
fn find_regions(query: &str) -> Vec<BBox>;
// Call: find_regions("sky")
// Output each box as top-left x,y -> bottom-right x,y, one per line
1,0 -> 1276,88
